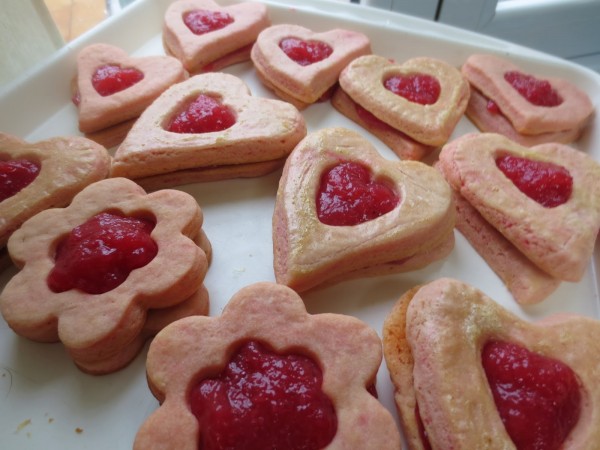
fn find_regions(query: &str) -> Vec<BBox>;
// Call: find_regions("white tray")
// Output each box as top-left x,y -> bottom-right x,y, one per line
1,1 -> 599,448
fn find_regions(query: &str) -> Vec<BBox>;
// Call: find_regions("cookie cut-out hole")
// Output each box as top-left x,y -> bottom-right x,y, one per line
190,340 -> 337,450
482,340 -> 581,450
495,153 -> 573,207
91,64 -> 144,96
504,71 -> 563,107
279,37 -> 333,66
0,159 -> 40,202
183,9 -> 234,35
317,161 -> 400,226
47,211 -> 158,295
166,94 -> 236,134
383,73 -> 440,105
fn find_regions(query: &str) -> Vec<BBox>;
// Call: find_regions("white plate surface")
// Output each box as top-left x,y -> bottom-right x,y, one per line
1,0 -> 599,448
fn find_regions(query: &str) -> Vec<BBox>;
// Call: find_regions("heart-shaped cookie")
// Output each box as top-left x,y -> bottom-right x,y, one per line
251,24 -> 371,108
339,55 -> 470,147
272,127 -> 455,293
74,43 -> 186,134
111,72 -> 306,182
438,132 -> 600,282
383,278 -> 600,450
462,54 -> 594,136
163,0 -> 270,73
0,132 -> 111,249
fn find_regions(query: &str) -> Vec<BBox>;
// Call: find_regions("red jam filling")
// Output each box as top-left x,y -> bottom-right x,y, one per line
0,159 -> 40,202
47,212 -> 158,295
495,154 -> 573,208
486,98 -> 502,115
504,71 -> 563,107
166,94 -> 236,134
190,340 -> 337,450
279,37 -> 333,66
91,64 -> 144,96
183,9 -> 234,35
383,74 -> 440,105
482,341 -> 581,450
317,161 -> 399,226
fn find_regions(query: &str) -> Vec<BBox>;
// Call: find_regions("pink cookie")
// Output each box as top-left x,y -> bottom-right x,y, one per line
0,177 -> 210,374
462,53 -> 594,139
111,72 -> 306,184
73,43 -> 186,142
339,55 -> 470,147
0,132 -> 111,250
163,0 -> 270,73
438,132 -> 600,282
134,281 -> 401,449
273,127 -> 455,293
251,24 -> 371,108
383,278 -> 600,450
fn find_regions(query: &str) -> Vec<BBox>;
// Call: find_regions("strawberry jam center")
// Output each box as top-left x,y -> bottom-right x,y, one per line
496,154 -> 573,207
383,74 -> 440,105
482,341 -> 581,450
183,9 -> 234,35
190,340 -> 337,450
166,94 -> 236,134
504,71 -> 563,107
0,159 -> 40,202
91,64 -> 144,96
47,212 -> 157,295
317,161 -> 399,226
279,37 -> 333,66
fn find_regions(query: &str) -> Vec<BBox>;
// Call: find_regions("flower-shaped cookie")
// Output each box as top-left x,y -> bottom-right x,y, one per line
273,127 -> 455,293
0,177 -> 210,374
383,278 -> 600,450
110,72 -> 306,187
134,281 -> 401,450
73,43 -> 186,147
0,132 -> 110,250
438,132 -> 600,282
339,55 -> 470,147
251,24 -> 371,109
163,0 -> 270,73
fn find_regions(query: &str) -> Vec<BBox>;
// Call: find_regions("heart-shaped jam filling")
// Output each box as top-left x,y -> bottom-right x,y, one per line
482,341 -> 581,450
47,212 -> 158,295
495,154 -> 573,207
91,64 -> 144,96
383,74 -> 440,105
504,71 -> 563,107
183,9 -> 234,35
317,161 -> 400,226
166,94 -> 236,134
279,37 -> 333,66
0,159 -> 40,202
190,340 -> 337,450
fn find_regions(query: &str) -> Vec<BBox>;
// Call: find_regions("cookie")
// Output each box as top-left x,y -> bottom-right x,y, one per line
0,132 -> 111,250
163,0 -> 270,73
134,281 -> 401,449
383,278 -> 600,449
0,177 -> 210,374
111,72 -> 306,185
251,24 -> 371,109
339,55 -> 470,147
272,127 -> 455,292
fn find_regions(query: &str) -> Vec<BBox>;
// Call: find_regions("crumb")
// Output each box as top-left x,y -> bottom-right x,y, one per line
16,419 -> 31,433
75,427 -> 84,434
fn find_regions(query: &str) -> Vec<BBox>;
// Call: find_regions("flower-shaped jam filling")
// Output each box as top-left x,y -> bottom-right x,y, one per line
47,212 -> 158,295
191,340 -> 337,450
383,73 -> 441,105
495,154 -> 573,207
483,340 -> 581,450
166,94 -> 236,134
279,37 -> 333,66
0,159 -> 40,202
92,64 -> 144,96
317,161 -> 400,226
504,71 -> 563,107
183,9 -> 234,35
